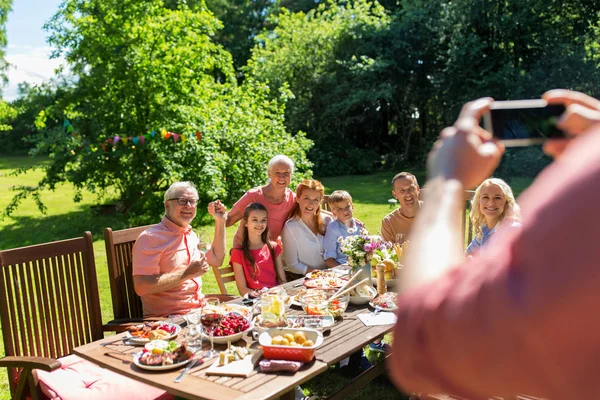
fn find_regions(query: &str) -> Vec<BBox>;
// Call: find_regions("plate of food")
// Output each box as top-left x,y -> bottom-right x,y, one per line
133,341 -> 194,371
290,288 -> 323,307
126,322 -> 181,344
219,304 -> 253,318
303,276 -> 345,289
369,292 -> 398,311
349,284 -> 377,305
203,313 -> 253,344
305,270 -> 339,280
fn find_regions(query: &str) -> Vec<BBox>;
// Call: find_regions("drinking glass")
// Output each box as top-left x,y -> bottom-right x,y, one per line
183,311 -> 202,347
198,233 -> 212,253
200,297 -> 222,359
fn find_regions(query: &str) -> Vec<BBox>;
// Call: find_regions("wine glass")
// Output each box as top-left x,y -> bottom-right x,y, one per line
200,297 -> 222,359
198,232 -> 212,253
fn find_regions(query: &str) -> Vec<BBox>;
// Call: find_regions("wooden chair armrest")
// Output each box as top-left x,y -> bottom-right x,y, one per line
0,356 -> 61,372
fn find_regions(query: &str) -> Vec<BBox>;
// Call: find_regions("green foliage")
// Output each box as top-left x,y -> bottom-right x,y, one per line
205,0 -> 279,72
246,0 -> 391,175
0,0 -> 11,86
245,0 -> 600,174
4,0 -> 312,222
495,146 -> 552,180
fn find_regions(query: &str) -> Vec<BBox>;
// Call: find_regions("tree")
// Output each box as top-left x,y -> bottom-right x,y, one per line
4,0 -> 312,222
246,0 -> 390,175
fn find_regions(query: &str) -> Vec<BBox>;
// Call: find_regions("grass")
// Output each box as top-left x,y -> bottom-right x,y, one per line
0,155 -> 533,399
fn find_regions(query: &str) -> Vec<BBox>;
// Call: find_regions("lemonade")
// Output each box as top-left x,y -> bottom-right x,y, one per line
261,287 -> 287,323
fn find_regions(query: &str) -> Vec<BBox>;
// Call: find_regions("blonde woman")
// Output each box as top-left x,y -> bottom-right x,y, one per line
466,178 -> 521,254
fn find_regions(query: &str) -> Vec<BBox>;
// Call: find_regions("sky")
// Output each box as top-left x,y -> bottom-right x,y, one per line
4,0 -> 64,101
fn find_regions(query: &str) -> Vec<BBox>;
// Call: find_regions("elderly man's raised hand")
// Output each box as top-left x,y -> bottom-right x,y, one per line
186,257 -> 210,278
428,98 -> 504,189
208,200 -> 228,222
543,89 -> 600,159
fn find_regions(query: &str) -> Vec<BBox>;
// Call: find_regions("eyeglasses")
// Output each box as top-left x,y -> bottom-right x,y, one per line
168,197 -> 199,206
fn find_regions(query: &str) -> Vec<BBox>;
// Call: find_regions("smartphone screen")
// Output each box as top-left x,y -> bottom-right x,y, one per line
483,100 -> 566,146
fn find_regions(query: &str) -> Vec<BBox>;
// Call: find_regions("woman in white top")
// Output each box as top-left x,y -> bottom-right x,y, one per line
281,179 -> 332,276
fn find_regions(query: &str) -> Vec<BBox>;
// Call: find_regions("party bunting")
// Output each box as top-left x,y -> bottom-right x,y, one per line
59,118 -> 203,151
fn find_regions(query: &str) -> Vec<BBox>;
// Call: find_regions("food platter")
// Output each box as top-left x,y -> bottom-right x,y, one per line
202,304 -> 253,318
202,314 -> 254,344
305,270 -> 340,280
125,322 -> 181,344
369,292 -> 398,311
303,277 -> 345,289
133,352 -> 193,371
133,340 -> 194,371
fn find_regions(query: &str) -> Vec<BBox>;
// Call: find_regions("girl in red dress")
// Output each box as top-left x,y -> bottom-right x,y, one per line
230,203 -> 286,297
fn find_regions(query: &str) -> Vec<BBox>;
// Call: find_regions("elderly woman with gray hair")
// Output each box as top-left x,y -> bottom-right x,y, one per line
226,155 -> 297,248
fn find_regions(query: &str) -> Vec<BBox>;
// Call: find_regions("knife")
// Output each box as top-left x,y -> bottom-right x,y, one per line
174,357 -> 204,383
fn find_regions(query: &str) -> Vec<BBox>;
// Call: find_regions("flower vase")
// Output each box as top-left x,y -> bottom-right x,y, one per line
358,264 -> 373,286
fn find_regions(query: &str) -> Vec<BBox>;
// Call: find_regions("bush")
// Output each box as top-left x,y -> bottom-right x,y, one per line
495,146 -> 552,179
310,145 -> 379,177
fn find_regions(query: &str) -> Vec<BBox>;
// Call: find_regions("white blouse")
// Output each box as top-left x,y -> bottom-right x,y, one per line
281,214 -> 333,275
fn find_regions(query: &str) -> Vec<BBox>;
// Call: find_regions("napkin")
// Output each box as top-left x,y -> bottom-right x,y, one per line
259,359 -> 304,373
358,311 -> 397,327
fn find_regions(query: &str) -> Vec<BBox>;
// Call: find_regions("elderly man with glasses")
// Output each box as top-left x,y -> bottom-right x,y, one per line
132,181 -> 227,317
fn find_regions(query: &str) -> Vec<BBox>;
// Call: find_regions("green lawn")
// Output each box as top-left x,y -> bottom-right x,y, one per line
0,155 -> 533,399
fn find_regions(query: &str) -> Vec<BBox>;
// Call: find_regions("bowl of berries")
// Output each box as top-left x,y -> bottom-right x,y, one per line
203,312 -> 253,344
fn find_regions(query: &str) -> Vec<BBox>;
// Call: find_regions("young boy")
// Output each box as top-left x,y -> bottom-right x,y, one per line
323,190 -> 363,268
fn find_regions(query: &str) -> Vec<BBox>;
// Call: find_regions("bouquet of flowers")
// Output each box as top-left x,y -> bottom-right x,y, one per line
338,228 -> 399,272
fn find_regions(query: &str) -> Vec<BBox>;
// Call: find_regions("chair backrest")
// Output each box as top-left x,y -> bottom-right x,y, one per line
321,194 -> 331,211
104,225 -> 154,321
212,263 -> 236,295
461,190 -> 476,247
419,189 -> 475,249
0,232 -> 103,386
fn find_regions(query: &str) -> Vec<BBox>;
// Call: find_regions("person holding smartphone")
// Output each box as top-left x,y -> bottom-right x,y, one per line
388,90 -> 600,399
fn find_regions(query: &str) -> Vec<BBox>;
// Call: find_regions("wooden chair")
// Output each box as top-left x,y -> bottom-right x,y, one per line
104,225 -> 237,331
103,225 -> 154,331
212,263 -> 237,295
321,194 -> 331,211
0,232 -> 103,399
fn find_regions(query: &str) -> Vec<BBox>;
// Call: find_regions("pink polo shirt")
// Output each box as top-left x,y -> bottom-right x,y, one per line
132,216 -> 204,317
232,186 -> 296,248
389,128 -> 600,399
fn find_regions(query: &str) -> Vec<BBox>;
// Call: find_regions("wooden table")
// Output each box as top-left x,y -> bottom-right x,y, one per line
73,279 -> 395,400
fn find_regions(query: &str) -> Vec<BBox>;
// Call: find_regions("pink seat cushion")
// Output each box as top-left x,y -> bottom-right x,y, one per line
37,354 -> 173,400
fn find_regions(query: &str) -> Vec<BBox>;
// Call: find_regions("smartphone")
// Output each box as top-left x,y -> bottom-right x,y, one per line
482,99 -> 566,146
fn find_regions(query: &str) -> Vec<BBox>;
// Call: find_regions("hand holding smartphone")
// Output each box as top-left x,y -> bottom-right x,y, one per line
482,99 -> 567,146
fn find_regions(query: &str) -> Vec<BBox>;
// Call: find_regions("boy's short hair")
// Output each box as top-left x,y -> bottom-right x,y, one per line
327,190 -> 353,207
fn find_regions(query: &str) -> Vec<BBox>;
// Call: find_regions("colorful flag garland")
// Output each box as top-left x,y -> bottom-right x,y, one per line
63,119 -> 203,154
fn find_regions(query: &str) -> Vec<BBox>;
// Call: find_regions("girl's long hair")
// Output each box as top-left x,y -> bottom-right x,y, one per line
289,179 -> 326,235
241,203 -> 276,279
470,178 -> 521,239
